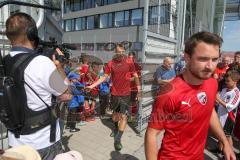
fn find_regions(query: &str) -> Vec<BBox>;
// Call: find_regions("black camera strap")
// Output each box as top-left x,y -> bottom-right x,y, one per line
11,53 -> 57,142
24,82 -> 56,142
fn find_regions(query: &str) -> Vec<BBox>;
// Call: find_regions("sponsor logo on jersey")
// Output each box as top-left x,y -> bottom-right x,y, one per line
181,99 -> 191,108
197,92 -> 207,105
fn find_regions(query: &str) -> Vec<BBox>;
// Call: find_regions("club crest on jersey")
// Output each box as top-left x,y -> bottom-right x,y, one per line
197,92 -> 207,105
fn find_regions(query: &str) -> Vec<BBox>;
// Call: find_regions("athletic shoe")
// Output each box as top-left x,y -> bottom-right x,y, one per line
114,141 -> 122,151
110,130 -> 117,137
77,121 -> 87,126
69,128 -> 80,133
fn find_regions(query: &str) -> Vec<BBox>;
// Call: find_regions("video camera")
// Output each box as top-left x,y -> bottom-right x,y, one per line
37,40 -> 76,63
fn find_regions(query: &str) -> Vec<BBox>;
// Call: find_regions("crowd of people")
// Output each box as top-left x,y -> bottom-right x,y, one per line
1,12 -> 240,160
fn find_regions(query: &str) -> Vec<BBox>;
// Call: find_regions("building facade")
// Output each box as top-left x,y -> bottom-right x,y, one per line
62,0 -> 177,63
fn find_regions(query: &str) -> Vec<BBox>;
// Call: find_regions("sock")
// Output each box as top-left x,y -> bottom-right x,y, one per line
114,131 -> 123,142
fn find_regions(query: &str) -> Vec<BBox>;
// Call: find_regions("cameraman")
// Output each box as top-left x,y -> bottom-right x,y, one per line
5,12 -> 72,160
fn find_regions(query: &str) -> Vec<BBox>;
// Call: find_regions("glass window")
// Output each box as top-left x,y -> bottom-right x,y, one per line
149,6 -> 158,25
73,0 -> 80,11
83,0 -> 88,9
65,19 -> 72,31
108,0 -> 117,4
160,5 -> 170,24
75,18 -> 82,30
108,13 -> 113,27
82,17 -> 86,30
64,0 -> 71,13
115,11 -> 124,27
103,0 -> 108,5
100,14 -> 108,28
80,0 -> 84,10
71,19 -> 75,31
95,0 -> 101,6
87,16 -> 94,29
99,13 -> 112,28
91,0 -> 96,8
94,15 -> 99,28
149,5 -> 170,24
124,10 -> 129,26
131,9 -> 143,25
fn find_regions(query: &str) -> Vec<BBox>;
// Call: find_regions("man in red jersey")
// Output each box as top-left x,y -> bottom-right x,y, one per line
87,44 -> 140,151
144,32 -> 236,160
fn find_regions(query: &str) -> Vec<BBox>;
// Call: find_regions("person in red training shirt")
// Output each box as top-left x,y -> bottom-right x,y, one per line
213,56 -> 230,81
128,51 -> 141,119
79,55 -> 89,83
87,44 -> 140,151
84,62 -> 101,121
145,32 -> 236,160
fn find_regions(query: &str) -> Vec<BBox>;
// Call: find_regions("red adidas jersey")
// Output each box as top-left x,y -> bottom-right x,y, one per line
148,76 -> 218,160
104,55 -> 135,96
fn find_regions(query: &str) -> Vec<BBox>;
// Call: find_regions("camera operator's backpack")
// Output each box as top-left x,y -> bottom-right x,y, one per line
0,52 -> 56,142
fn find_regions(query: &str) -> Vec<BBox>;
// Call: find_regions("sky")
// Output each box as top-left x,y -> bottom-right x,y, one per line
222,20 -> 240,52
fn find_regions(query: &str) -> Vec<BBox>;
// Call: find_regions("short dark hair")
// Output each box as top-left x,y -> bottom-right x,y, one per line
117,44 -> 124,48
234,51 -> 240,57
225,70 -> 240,82
184,31 -> 223,56
128,51 -> 136,57
6,12 -> 36,41
91,61 -> 101,67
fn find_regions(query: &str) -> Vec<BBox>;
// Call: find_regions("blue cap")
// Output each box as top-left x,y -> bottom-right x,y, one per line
67,73 -> 80,80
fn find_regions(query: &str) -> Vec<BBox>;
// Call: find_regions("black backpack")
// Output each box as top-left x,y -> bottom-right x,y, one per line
0,52 -> 57,142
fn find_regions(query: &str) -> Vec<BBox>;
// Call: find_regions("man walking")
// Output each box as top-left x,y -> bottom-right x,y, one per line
87,44 -> 140,151
145,32 -> 236,160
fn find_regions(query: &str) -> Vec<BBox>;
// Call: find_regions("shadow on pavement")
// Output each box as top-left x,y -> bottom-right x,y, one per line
100,117 -> 114,132
62,134 -> 73,152
127,119 -> 141,135
99,115 -> 141,137
110,151 -> 139,160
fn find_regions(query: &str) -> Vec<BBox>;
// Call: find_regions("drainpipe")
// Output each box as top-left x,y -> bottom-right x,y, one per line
36,0 -> 44,29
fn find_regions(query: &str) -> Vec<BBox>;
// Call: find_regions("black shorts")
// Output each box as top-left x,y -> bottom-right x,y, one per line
111,95 -> 130,115
224,118 -> 235,136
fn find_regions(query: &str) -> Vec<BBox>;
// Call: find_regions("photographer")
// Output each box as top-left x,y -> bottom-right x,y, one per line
4,12 -> 72,160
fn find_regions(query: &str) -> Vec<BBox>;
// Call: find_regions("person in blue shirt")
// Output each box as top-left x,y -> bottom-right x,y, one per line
66,73 -> 84,132
154,56 -> 176,86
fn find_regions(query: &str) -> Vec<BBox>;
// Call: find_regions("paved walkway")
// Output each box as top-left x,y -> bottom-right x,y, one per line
63,117 -> 147,160
62,117 -> 240,160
